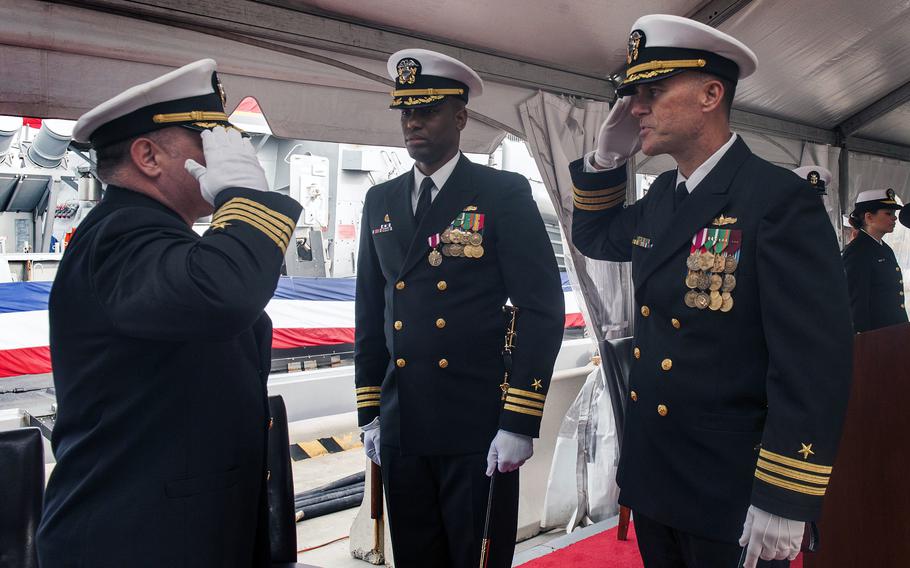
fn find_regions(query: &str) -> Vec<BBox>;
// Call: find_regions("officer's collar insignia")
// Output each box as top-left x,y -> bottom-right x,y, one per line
464,205 -> 478,211
711,214 -> 738,226
396,58 -> 421,85
384,213 -> 390,222
627,30 -> 645,64
808,171 -> 820,186
887,188 -> 895,200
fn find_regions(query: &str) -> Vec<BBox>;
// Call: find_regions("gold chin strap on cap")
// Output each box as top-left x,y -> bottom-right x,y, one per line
390,88 -> 465,97
152,111 -> 230,124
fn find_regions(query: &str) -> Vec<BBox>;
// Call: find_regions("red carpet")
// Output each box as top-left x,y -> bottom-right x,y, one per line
518,522 -> 803,568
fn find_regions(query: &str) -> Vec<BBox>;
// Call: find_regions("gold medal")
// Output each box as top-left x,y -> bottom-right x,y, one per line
441,228 -> 453,244
709,274 -> 722,291
722,274 -> 736,292
713,253 -> 726,273
428,249 -> 442,266
685,271 -> 700,289
697,272 -> 711,290
720,291 -> 734,312
469,232 -> 483,246
474,244 -> 485,258
724,255 -> 738,273
464,244 -> 476,258
684,290 -> 698,308
698,251 -> 715,271
709,290 -> 722,311
450,244 -> 464,257
696,292 -> 710,310
686,254 -> 701,271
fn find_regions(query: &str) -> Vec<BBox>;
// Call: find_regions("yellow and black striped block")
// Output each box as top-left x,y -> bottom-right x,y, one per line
573,182 -> 626,211
290,431 -> 362,461
754,448 -> 832,497
504,386 -> 546,418
356,386 -> 381,409
211,197 -> 295,252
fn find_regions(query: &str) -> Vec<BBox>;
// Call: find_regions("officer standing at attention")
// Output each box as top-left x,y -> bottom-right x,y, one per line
568,15 -> 853,568
354,49 -> 564,567
38,59 -> 302,567
843,189 -> 908,332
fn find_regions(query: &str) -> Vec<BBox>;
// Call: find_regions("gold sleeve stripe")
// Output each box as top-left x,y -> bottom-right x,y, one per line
214,208 -> 290,245
754,469 -> 827,496
573,184 -> 626,198
357,394 -> 381,402
504,396 -> 545,410
356,386 -> 382,394
215,204 -> 293,240
756,459 -> 830,486
574,201 -> 620,211
507,387 -> 547,401
211,214 -> 288,250
357,401 -> 381,409
573,193 -> 626,206
759,449 -> 833,474
224,197 -> 296,235
503,403 -> 543,417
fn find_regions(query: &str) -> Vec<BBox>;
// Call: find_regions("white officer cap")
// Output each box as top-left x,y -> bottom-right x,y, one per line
853,188 -> 903,216
73,59 -> 240,148
618,14 -> 758,96
792,166 -> 832,194
387,49 -> 483,109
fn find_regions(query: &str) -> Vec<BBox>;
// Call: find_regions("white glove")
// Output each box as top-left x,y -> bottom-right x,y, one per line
362,417 -> 381,466
184,126 -> 268,205
485,429 -> 533,476
738,505 -> 804,567
592,97 -> 642,170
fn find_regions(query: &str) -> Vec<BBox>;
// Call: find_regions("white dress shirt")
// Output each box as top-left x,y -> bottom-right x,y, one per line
675,133 -> 738,192
411,151 -> 462,214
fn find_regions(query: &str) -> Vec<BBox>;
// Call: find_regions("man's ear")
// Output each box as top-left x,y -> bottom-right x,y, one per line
453,102 -> 468,131
129,137 -> 163,178
701,79 -> 725,114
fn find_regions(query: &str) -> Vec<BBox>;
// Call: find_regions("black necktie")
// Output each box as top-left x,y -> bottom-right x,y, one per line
674,181 -> 688,210
415,177 -> 434,224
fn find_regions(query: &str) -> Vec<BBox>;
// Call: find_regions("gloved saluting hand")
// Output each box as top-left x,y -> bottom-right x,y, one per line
185,126 -> 269,205
591,96 -> 642,170
362,417 -> 381,466
738,505 -> 804,568
485,429 -> 533,476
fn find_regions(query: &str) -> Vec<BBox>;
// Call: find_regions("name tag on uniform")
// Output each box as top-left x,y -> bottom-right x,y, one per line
632,236 -> 652,249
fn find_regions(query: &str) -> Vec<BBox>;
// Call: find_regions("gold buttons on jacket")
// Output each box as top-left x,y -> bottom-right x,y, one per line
437,280 -> 448,291
630,391 -> 638,402
268,417 -> 274,430
438,359 -> 449,368
641,305 -> 651,317
436,318 -> 446,329
661,358 -> 673,371
395,281 -> 406,290
657,404 -> 668,417
633,347 -> 641,359
394,320 -> 403,330
267,469 -> 271,481
671,318 -> 681,329
396,358 -> 406,368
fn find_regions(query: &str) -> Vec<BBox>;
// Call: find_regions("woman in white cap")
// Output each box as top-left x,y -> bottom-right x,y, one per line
843,188 -> 908,332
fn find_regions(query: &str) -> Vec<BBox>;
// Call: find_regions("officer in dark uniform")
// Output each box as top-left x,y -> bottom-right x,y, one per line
354,49 -> 564,567
37,59 -> 302,567
843,188 -> 908,332
568,15 -> 853,568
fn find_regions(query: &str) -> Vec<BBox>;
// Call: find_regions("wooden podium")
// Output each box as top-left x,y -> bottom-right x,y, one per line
804,322 -> 910,568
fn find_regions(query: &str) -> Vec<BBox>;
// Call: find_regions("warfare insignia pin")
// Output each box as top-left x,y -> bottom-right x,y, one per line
464,205 -> 478,211
711,214 -> 738,226
396,58 -> 420,85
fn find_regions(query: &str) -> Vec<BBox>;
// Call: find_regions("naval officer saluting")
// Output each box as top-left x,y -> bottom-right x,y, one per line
38,59 -> 301,567
354,49 -> 564,567
568,15 -> 853,568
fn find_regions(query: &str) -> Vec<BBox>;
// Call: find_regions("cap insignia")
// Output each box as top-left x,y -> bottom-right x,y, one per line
212,72 -> 227,106
627,30 -> 645,65
887,188 -> 895,200
808,171 -> 820,186
397,58 -> 421,85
